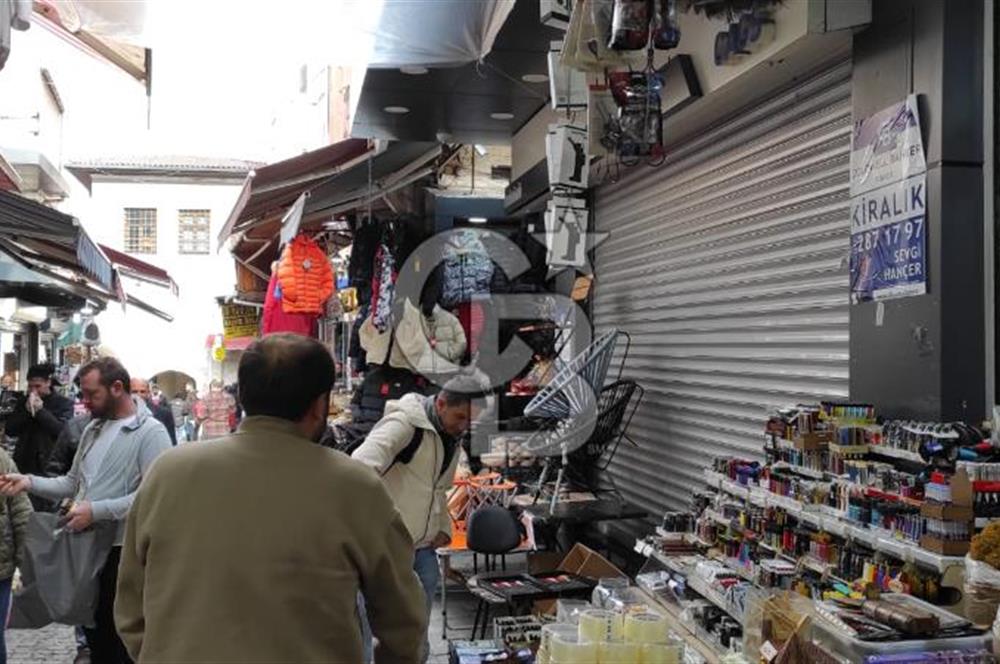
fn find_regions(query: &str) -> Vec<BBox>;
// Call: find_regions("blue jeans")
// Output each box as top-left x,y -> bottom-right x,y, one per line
360,547 -> 440,664
0,576 -> 12,664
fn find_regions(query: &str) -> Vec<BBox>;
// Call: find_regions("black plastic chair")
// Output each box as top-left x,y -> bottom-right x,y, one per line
566,379 -> 644,498
466,505 -> 521,639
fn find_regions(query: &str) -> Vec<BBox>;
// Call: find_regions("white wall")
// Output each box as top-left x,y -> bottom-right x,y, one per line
65,179 -> 243,388
0,22 -> 149,170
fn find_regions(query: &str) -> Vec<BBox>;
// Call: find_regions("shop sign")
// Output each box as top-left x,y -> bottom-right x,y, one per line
221,304 -> 260,340
849,95 -> 927,303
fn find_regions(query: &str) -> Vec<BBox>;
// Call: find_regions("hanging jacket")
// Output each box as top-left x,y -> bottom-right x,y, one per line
276,235 -> 334,315
370,244 -> 396,332
440,231 -> 494,308
262,273 -> 317,337
360,300 -> 466,376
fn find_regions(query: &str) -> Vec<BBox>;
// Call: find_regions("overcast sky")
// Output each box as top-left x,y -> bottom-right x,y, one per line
139,0 -> 382,160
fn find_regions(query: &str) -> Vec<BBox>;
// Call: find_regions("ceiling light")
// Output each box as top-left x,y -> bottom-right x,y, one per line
490,112 -> 514,120
522,73 -> 549,83
400,66 -> 428,75
474,144 -> 488,157
469,217 -> 488,224
72,313 -> 81,324
383,106 -> 410,115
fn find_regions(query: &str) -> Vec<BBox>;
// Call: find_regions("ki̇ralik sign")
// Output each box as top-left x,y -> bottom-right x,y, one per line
849,94 -> 927,304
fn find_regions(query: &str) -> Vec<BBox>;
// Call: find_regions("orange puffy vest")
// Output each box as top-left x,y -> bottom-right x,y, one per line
276,235 -> 334,315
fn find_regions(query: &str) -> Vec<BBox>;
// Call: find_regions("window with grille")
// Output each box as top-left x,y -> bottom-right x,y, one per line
124,208 -> 157,254
178,209 -> 211,254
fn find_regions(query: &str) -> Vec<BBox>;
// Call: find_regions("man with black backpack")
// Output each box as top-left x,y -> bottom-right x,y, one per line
353,373 -> 483,663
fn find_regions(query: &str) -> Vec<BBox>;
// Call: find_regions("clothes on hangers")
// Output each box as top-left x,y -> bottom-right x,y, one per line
360,299 -> 466,376
370,244 -> 396,332
440,230 -> 494,308
276,235 -> 334,315
262,273 -> 318,337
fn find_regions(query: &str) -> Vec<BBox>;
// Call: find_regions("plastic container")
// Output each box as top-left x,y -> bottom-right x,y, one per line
812,594 -> 990,660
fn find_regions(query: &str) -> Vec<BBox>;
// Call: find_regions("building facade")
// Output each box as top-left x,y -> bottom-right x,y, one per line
64,159 -> 258,391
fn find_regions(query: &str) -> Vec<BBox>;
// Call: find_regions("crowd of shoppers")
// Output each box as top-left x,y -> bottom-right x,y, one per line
0,335 -> 482,663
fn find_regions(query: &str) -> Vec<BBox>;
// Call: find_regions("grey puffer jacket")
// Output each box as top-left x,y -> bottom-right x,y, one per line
0,449 -> 31,580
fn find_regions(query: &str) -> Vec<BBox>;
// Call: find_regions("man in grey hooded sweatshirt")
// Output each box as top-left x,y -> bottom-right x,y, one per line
0,357 -> 171,664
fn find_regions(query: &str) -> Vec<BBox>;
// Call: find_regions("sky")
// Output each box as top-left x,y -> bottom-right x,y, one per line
118,0 -> 384,160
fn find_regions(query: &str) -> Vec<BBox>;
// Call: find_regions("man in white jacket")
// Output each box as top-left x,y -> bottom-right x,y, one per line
353,374 -> 483,662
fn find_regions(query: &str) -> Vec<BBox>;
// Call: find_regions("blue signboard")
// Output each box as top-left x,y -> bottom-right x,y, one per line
849,95 -> 927,303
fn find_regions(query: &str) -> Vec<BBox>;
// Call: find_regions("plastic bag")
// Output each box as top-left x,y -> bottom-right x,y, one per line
609,0 -> 651,51
651,0 -> 681,50
966,555 -> 1000,626
10,512 -> 117,628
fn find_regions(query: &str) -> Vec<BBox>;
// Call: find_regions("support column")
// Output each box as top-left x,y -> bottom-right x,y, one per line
849,0 -> 986,422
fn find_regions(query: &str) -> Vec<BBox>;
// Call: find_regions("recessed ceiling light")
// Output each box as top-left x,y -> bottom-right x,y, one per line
400,66 -> 428,75
522,73 -> 549,83
490,112 -> 515,120
383,106 -> 410,114
468,217 -> 488,224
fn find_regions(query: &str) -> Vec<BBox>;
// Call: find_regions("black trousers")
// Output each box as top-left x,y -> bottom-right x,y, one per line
83,546 -> 132,664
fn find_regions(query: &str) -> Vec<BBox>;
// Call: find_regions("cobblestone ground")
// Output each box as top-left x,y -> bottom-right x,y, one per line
7,625 -> 76,664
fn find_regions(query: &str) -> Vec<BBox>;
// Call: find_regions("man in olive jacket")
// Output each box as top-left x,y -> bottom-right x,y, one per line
114,334 -> 427,664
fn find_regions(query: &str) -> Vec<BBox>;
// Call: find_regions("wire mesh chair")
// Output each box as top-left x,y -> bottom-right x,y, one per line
565,379 -> 644,499
521,330 -> 631,512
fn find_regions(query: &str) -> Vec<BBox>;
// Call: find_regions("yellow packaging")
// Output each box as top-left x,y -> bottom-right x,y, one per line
551,633 -> 599,664
579,609 -> 625,643
541,624 -> 580,652
599,641 -> 641,663
640,643 -> 681,664
623,612 -> 668,644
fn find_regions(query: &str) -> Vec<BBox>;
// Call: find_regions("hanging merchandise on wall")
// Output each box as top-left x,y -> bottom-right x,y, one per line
609,70 -> 664,160
609,0 -> 651,50
548,41 -> 588,111
546,123 -> 590,191
544,196 -> 590,269
849,94 -> 927,303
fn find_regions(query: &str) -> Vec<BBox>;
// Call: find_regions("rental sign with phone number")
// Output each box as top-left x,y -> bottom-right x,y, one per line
849,95 -> 927,303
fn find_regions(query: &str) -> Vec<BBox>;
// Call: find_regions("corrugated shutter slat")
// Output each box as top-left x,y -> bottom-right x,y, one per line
593,62 -> 852,515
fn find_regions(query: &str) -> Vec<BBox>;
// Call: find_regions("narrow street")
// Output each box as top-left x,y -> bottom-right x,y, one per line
8,626 -> 75,663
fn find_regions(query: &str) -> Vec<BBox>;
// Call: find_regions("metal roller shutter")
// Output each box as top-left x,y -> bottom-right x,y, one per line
593,61 -> 852,515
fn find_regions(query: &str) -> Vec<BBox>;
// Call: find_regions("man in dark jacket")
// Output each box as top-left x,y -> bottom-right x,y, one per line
4,364 -> 73,509
46,412 -> 91,477
131,378 -> 177,446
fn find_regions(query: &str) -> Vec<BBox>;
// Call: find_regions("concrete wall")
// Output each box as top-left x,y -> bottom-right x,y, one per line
65,180 -> 243,388
849,0 -> 987,421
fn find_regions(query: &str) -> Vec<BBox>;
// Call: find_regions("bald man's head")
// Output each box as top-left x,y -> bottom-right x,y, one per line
238,334 -> 335,422
131,377 -> 151,400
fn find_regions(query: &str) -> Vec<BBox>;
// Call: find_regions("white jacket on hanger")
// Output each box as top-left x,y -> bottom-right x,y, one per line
360,299 -> 466,376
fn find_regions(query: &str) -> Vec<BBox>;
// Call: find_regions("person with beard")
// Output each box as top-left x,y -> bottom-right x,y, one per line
130,378 -> 177,446
0,357 -> 171,664
113,333 -> 427,663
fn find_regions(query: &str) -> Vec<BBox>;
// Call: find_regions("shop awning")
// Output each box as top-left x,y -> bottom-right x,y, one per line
0,151 -> 22,192
0,189 -> 113,290
366,0 -> 514,68
225,140 -> 442,281
100,244 -> 178,294
218,138 -> 373,248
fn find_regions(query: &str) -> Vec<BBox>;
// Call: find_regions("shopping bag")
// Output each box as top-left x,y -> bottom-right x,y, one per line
9,511 -> 116,629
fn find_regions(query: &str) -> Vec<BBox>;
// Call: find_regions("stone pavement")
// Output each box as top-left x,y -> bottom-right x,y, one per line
8,625 -> 76,664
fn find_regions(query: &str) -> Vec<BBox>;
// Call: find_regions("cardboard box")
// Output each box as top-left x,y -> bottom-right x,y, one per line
920,535 -> 970,556
794,432 -> 833,451
921,503 -> 975,521
535,544 -> 626,614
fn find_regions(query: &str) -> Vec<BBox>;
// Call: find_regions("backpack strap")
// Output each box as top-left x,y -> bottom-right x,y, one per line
380,425 -> 424,477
